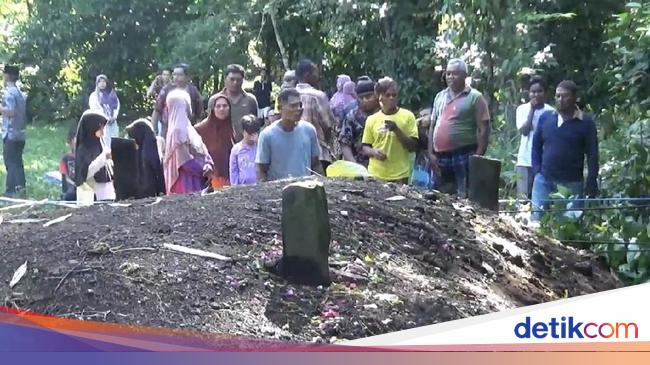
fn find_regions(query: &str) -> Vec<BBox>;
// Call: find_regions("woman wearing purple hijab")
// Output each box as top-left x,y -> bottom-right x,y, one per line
89,74 -> 121,147
329,74 -> 356,120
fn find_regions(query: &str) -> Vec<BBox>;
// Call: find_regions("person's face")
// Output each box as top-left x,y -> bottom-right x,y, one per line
213,98 -> 230,120
95,128 -> 104,139
379,86 -> 398,111
226,72 -> 244,92
173,67 -> 188,85
162,70 -> 172,83
445,64 -> 466,90
307,67 -> 320,87
280,95 -> 303,123
261,69 -> 267,78
98,79 -> 107,90
555,86 -> 576,112
243,130 -> 259,145
358,92 -> 379,113
529,83 -> 546,107
283,72 -> 296,88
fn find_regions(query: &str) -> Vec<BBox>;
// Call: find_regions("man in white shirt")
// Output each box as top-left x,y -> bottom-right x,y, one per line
515,76 -> 555,201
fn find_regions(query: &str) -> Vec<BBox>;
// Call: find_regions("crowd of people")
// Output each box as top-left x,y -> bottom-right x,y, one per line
1,58 -> 600,221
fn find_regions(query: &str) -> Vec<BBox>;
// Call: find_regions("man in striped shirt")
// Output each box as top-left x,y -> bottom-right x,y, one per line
295,59 -> 337,170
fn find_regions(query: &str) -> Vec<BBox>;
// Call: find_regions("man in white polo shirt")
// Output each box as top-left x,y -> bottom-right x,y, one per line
515,76 -> 555,201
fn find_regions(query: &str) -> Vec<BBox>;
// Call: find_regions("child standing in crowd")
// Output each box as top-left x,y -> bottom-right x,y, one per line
410,108 -> 435,190
126,118 -> 166,198
361,77 -> 419,184
74,110 -> 115,201
229,115 -> 260,186
59,127 -> 77,201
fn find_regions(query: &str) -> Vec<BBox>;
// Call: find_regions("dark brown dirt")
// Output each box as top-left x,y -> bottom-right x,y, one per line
0,178 -> 620,343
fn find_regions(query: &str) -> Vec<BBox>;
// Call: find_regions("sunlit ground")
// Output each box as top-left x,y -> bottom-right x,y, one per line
0,124 -> 67,200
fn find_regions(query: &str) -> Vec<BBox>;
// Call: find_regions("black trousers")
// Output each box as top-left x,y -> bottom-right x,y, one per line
3,137 -> 26,196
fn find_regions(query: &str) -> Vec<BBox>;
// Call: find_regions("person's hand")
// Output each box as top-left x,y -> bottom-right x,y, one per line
384,120 -> 398,132
372,149 -> 387,161
106,152 -> 112,160
202,164 -> 213,177
428,154 -> 440,175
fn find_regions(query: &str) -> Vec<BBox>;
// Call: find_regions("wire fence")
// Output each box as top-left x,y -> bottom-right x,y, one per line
498,197 -> 650,254
560,240 -> 649,246
498,204 -> 650,215
499,197 -> 650,204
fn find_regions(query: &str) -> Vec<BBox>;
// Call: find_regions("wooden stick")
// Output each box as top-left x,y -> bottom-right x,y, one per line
0,197 -> 78,209
163,243 -> 232,261
43,213 -> 73,227
112,247 -> 157,253
54,263 -> 83,293
6,218 -> 48,224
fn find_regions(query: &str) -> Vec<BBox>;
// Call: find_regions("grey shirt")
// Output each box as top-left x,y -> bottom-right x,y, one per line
2,85 -> 27,141
255,120 -> 320,181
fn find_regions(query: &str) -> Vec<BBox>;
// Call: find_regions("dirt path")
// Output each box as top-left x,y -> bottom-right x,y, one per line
0,178 -> 619,343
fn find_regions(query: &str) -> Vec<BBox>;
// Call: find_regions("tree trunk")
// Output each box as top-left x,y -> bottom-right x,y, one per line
26,0 -> 33,18
280,180 -> 331,286
269,8 -> 289,71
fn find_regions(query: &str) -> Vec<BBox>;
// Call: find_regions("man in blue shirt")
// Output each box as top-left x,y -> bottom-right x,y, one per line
256,87 -> 323,182
531,80 -> 599,221
1,65 -> 27,197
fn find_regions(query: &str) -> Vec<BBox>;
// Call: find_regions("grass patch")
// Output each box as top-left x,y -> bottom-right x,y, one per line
0,124 -> 68,200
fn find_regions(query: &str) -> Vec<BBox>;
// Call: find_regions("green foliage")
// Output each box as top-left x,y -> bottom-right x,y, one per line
537,2 -> 650,283
12,0 -> 192,122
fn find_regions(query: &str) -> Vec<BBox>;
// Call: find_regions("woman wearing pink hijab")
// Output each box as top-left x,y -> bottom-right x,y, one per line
163,89 -> 214,195
329,75 -> 356,119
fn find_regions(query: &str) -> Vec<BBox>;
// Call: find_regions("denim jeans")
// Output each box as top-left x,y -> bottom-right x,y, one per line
531,173 -> 583,221
516,166 -> 534,201
436,144 -> 476,198
3,137 -> 26,196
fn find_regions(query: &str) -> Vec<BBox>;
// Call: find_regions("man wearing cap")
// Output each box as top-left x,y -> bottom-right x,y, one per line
427,58 -> 491,198
337,77 -> 380,166
1,65 -> 27,197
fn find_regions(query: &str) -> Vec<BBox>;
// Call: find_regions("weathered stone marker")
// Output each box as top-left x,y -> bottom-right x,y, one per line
468,155 -> 501,211
280,180 -> 331,286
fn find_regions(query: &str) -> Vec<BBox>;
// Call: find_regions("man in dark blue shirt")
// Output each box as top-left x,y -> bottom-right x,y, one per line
531,80 -> 599,221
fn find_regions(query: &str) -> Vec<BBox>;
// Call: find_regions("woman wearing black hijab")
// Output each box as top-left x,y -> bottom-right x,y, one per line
126,119 -> 166,198
75,110 -> 115,201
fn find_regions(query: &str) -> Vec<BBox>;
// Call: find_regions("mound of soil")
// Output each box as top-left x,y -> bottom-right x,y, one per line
0,179 -> 619,343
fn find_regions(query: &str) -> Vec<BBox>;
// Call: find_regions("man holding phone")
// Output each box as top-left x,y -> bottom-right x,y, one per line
361,77 -> 418,183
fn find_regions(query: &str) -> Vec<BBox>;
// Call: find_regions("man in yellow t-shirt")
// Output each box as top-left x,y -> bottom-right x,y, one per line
361,77 -> 418,183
